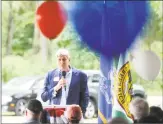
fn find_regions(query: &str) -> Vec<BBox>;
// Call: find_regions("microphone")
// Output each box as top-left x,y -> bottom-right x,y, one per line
61,71 -> 66,90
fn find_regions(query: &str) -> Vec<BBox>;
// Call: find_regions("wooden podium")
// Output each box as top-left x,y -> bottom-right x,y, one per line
43,105 -> 71,123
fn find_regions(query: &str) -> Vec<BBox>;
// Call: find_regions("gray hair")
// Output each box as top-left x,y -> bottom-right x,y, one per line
56,48 -> 70,58
129,97 -> 149,120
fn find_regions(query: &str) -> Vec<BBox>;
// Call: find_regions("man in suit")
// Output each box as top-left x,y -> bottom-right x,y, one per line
41,48 -> 89,116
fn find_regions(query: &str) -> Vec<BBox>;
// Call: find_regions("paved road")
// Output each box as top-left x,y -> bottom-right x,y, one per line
1,116 -> 97,123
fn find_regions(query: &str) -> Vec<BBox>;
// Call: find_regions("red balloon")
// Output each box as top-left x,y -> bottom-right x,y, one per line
36,1 -> 67,40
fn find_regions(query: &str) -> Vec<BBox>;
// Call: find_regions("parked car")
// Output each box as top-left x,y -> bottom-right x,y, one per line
2,76 -> 45,116
82,70 -> 147,118
132,83 -> 147,99
36,70 -> 101,118
2,70 -> 147,118
82,70 -> 101,118
37,70 -> 147,119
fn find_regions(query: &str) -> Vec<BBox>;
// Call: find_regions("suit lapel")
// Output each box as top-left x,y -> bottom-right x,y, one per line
52,69 -> 62,104
54,68 -> 60,78
67,68 -> 77,99
51,69 -> 60,87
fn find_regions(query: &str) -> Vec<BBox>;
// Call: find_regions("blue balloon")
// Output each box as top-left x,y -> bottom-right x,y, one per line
67,1 -> 150,58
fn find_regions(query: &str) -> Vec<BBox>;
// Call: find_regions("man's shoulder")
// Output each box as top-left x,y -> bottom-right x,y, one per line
72,68 -> 87,76
45,69 -> 59,78
47,68 -> 58,74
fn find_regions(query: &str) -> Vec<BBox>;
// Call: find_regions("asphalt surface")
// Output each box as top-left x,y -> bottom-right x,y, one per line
2,116 -> 97,123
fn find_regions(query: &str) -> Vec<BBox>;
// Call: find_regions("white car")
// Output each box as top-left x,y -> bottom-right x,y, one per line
132,84 -> 147,99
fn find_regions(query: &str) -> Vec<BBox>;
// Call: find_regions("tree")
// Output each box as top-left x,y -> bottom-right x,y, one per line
142,1 -> 163,49
5,1 -> 14,55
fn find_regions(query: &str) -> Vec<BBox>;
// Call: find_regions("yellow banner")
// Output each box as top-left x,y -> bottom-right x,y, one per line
114,61 -> 133,119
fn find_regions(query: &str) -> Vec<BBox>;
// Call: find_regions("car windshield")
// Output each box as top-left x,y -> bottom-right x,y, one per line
4,77 -> 36,90
133,84 -> 145,91
32,78 -> 45,89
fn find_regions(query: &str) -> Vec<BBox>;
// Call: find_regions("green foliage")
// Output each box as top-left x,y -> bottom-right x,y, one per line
2,1 -> 36,56
2,55 -> 54,82
142,1 -> 163,47
1,1 -> 162,95
130,1 -> 163,94
12,23 -> 34,56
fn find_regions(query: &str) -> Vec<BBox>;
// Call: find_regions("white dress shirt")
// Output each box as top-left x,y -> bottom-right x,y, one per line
60,68 -> 72,105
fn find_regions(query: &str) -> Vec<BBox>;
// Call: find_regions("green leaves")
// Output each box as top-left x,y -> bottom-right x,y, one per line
143,1 -> 163,44
2,1 -> 36,56
1,0 -> 162,93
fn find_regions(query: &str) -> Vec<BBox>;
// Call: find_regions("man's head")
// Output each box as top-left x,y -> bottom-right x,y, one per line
129,97 -> 149,120
26,99 -> 43,119
150,106 -> 163,121
56,49 -> 70,71
66,104 -> 82,124
138,115 -> 160,123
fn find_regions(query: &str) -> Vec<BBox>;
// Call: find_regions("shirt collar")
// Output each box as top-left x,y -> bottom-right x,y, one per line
67,67 -> 72,76
58,66 -> 72,75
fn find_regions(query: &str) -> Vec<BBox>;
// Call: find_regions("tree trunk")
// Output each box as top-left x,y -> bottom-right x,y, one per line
5,1 -> 14,55
32,1 -> 40,54
40,35 -> 52,64
47,39 -> 52,62
33,1 -> 52,64
147,41 -> 151,50
40,34 -> 48,64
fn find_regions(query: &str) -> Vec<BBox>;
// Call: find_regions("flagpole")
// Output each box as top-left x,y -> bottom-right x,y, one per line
98,1 -> 113,123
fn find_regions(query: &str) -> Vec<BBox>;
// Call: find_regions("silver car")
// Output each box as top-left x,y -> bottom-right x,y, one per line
83,70 -> 147,119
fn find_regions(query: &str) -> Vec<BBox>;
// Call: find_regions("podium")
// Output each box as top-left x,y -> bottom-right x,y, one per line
43,105 -> 71,123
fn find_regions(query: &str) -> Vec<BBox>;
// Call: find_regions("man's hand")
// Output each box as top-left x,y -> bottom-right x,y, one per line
54,78 -> 66,91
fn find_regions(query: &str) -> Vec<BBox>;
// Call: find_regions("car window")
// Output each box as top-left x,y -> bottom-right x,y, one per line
92,74 -> 101,83
5,77 -> 33,88
32,78 -> 45,89
87,76 -> 91,81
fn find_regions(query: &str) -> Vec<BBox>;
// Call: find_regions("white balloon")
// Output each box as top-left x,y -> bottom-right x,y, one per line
132,50 -> 161,81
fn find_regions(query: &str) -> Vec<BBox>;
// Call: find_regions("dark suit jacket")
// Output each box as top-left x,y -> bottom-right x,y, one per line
41,68 -> 89,114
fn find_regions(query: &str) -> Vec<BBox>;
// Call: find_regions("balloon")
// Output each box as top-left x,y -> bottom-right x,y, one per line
132,50 -> 161,81
100,54 -> 119,79
36,1 -> 67,40
67,1 -> 150,58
